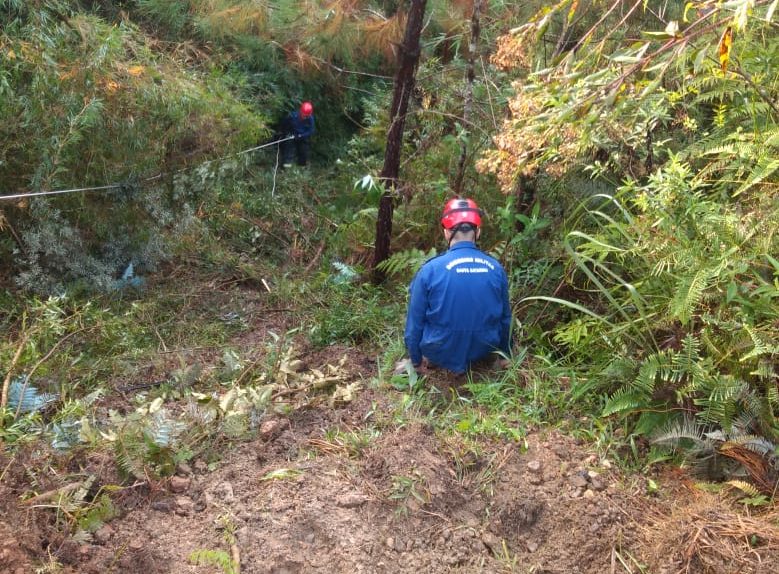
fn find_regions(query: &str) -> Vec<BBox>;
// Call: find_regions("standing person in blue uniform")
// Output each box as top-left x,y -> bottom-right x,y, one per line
279,101 -> 315,167
401,198 -> 512,376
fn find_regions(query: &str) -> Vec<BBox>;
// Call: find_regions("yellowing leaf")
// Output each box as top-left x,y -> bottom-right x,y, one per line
7,49 -> 15,60
718,26 -> 733,73
260,468 -> 302,481
567,0 -> 579,23
127,65 -> 145,77
683,2 -> 695,23
149,396 -> 164,413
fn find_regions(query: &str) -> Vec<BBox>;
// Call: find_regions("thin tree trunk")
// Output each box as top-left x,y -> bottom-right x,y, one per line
372,0 -> 428,281
453,0 -> 482,196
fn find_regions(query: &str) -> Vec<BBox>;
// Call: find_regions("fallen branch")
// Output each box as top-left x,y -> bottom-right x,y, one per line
304,240 -> 326,274
22,480 -> 86,505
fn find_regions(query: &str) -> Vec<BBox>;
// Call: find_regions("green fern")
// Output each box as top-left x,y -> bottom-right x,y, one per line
652,416 -> 710,449
376,248 -> 436,278
669,268 -> 717,324
739,324 -> 779,363
602,388 -> 649,417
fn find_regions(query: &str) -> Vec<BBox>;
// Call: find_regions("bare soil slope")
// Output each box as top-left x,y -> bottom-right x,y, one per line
4,377 -> 776,574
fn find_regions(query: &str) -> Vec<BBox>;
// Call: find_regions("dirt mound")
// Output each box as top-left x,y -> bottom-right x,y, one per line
39,385 -> 637,574
4,372 -> 777,573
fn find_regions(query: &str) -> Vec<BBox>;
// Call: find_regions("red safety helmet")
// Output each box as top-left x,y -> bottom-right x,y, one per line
441,197 -> 483,229
300,101 -> 314,118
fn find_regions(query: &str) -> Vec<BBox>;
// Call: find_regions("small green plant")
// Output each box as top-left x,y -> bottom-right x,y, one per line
728,480 -> 771,507
188,513 -> 240,574
389,360 -> 422,394
389,472 -> 428,515
107,400 -> 188,479
34,552 -> 64,574
493,539 -> 519,572
320,426 -> 380,458
189,549 -> 238,574
25,474 -> 118,539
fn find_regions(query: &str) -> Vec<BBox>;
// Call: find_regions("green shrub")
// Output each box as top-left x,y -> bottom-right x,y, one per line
0,4 -> 262,293
309,280 -> 402,348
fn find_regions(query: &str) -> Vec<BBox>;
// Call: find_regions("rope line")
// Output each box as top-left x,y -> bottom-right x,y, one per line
0,136 -> 296,202
0,184 -> 122,201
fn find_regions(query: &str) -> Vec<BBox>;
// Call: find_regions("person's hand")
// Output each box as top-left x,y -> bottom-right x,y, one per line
393,358 -> 413,376
393,358 -> 429,376
493,356 -> 511,369
415,359 -> 431,376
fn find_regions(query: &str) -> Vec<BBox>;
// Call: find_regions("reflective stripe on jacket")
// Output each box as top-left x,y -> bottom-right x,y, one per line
404,241 -> 511,374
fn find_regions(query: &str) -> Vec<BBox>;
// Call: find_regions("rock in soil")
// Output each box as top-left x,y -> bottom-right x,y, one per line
169,475 -> 191,493
93,524 -> 115,544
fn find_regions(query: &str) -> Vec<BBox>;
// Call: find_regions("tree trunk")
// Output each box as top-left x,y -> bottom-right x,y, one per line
371,0 -> 427,282
453,0 -> 482,196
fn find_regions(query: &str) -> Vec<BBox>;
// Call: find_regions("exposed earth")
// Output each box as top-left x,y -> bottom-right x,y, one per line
3,377 -> 778,574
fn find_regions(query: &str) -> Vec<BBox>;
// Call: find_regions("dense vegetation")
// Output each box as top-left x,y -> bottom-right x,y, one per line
2,0 -> 779,549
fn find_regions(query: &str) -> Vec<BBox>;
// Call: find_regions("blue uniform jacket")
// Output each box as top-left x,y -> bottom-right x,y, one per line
404,241 -> 511,374
284,111 -> 315,140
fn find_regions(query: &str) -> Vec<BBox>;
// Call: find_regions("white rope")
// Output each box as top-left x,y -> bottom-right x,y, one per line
0,136 -> 297,202
237,135 -> 295,156
0,184 -> 122,201
271,140 -> 281,198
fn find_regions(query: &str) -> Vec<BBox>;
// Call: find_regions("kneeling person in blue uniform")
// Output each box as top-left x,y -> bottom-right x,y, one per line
402,198 -> 512,375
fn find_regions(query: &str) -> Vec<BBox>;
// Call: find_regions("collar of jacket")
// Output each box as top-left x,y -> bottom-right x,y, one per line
448,241 -> 477,251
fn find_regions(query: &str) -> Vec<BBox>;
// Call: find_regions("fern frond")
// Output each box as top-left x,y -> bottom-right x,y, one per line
767,386 -> 779,412
739,324 -> 779,362
376,248 -> 435,278
724,435 -> 776,459
602,388 -> 647,416
733,157 -> 779,197
727,479 -> 760,497
7,376 -> 58,414
694,376 -> 758,430
114,441 -> 146,479
669,267 -> 716,324
636,349 -> 675,392
673,334 -> 702,374
651,416 -> 711,449
147,409 -> 185,447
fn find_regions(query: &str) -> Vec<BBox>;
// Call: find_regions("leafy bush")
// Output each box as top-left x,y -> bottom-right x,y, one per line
479,2 -> 779,449
0,3 -> 262,292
